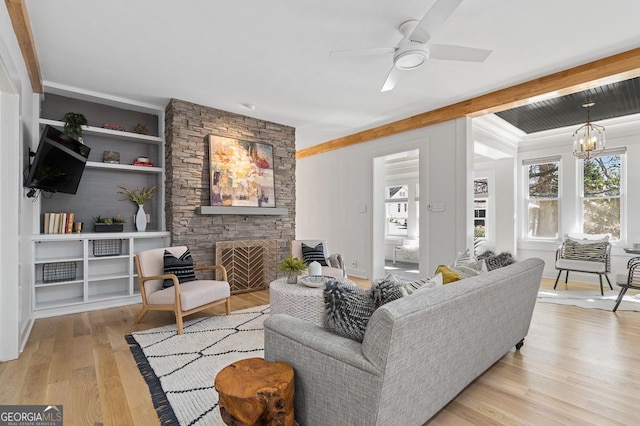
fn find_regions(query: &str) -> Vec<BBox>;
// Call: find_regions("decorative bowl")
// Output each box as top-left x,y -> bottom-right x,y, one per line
300,275 -> 333,288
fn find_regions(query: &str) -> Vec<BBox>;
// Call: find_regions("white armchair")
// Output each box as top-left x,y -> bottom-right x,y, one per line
554,234 -> 612,295
290,240 -> 346,279
134,246 -> 231,334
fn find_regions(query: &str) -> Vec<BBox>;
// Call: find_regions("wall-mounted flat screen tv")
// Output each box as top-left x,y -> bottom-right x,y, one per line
24,125 -> 91,195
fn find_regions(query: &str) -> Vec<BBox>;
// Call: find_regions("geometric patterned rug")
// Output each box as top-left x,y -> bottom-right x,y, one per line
126,305 -> 269,425
537,289 -> 640,311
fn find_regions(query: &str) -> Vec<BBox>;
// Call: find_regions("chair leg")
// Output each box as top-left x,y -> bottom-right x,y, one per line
175,313 -> 184,335
599,275 -> 604,296
605,274 -> 613,291
135,306 -> 149,324
553,270 -> 562,289
613,287 -> 629,312
225,297 -> 231,315
565,270 -> 569,284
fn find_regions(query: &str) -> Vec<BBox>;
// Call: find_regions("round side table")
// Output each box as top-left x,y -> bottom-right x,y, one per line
269,277 -> 354,327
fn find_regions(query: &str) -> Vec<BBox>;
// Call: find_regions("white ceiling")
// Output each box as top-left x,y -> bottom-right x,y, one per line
24,0 -> 640,150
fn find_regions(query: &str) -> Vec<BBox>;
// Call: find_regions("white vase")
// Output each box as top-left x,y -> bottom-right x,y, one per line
135,204 -> 147,231
308,261 -> 322,276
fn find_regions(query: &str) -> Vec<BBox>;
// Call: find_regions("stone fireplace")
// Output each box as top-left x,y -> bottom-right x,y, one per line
164,99 -> 295,279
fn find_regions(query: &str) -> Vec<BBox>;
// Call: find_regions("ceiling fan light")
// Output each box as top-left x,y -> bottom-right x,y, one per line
394,50 -> 427,70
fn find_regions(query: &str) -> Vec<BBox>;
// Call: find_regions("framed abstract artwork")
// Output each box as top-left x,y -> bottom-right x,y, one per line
208,135 -> 275,208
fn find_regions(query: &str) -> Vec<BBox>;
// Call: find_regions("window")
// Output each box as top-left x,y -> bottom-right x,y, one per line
474,178 -> 488,239
385,184 -> 419,237
386,185 -> 408,236
525,159 -> 559,239
581,153 -> 623,239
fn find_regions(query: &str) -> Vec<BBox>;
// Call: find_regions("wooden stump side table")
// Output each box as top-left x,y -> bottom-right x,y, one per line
214,357 -> 295,426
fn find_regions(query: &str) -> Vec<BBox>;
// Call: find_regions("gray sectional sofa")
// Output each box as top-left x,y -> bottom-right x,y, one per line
264,257 -> 544,425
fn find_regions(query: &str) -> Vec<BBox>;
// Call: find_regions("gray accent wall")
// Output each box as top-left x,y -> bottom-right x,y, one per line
164,99 -> 296,268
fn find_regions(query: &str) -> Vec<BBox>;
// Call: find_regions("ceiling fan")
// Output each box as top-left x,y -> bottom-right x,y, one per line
330,0 -> 492,92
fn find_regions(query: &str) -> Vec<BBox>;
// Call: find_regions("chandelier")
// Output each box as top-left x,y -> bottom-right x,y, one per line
572,99 -> 605,160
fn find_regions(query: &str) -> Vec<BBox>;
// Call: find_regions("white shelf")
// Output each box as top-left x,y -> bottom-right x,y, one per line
33,256 -> 83,264
87,290 -> 130,302
34,279 -> 83,287
88,272 -> 130,282
88,254 -> 129,261
34,296 -> 85,310
33,231 -> 169,241
86,161 -> 163,173
39,118 -> 162,144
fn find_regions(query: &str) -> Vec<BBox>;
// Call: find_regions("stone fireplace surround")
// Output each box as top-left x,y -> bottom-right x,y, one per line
164,99 -> 296,290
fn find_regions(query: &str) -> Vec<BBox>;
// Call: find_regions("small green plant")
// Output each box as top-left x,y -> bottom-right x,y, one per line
118,185 -> 157,205
62,112 -> 88,140
93,215 -> 125,224
279,256 -> 307,277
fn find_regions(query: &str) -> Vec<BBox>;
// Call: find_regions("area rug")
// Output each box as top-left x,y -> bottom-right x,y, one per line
537,289 -> 640,311
126,305 -> 269,425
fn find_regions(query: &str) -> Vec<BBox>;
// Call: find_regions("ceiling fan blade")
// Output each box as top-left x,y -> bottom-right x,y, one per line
330,47 -> 396,58
410,0 -> 463,44
381,66 -> 402,92
429,44 -> 492,62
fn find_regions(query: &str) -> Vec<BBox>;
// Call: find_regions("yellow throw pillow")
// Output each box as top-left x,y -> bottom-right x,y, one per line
435,265 -> 461,284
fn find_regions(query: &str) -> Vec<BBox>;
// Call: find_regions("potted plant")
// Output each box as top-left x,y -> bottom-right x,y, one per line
93,215 -> 125,233
118,185 -> 157,231
279,256 -> 307,284
62,112 -> 88,141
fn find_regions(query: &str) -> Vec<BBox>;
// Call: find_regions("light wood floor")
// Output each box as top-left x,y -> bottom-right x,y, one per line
1,278 -> 639,425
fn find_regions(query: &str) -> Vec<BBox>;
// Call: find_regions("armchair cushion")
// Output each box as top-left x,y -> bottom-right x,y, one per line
148,280 -> 230,310
162,248 -> 196,288
561,240 -> 609,261
301,243 -> 329,266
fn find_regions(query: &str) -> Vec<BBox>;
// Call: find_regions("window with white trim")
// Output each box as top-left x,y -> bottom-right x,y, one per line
525,158 -> 560,239
581,151 -> 624,240
474,178 -> 488,239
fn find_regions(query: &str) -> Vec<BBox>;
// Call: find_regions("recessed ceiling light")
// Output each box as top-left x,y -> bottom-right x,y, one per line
241,103 -> 256,110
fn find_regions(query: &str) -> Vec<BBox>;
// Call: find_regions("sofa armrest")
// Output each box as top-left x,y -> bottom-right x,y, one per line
264,314 -> 384,426
264,314 -> 380,375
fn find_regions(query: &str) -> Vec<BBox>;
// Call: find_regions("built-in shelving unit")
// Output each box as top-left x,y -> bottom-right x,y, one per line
32,86 -> 170,317
32,232 -> 170,317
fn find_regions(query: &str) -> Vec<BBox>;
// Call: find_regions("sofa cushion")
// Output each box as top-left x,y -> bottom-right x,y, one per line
163,248 -> 196,288
401,273 -> 443,295
370,275 -> 404,308
301,243 -> 329,266
451,248 -> 476,267
324,280 -> 375,342
435,265 -> 461,284
477,251 -> 517,271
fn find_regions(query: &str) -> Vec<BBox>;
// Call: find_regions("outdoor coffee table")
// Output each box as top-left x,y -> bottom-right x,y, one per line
269,276 -> 355,327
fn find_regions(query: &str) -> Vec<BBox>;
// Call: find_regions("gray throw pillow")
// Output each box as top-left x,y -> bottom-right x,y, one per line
324,280 -> 375,342
370,274 -> 403,308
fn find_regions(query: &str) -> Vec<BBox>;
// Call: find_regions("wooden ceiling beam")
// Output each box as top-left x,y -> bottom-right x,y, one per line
5,0 -> 42,93
297,47 -> 640,160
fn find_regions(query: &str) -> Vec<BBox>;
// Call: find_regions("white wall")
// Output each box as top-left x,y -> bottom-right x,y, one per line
0,5 -> 39,361
296,117 -> 470,280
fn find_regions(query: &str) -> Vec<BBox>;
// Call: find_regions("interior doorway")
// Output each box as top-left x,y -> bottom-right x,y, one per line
376,150 -> 420,281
